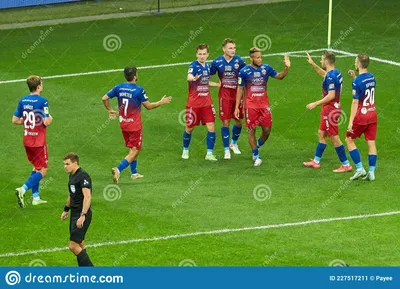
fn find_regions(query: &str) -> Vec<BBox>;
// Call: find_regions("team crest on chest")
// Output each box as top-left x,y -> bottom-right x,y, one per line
70,185 -> 76,193
234,63 -> 239,69
261,68 -> 266,75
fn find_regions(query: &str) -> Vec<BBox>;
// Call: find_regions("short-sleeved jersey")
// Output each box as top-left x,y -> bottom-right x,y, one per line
68,168 -> 92,213
321,69 -> 343,111
238,64 -> 278,109
187,61 -> 213,108
210,55 -> 246,100
106,83 -> 149,132
13,94 -> 49,147
352,72 -> 377,125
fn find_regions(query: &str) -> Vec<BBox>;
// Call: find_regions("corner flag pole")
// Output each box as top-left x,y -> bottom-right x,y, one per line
327,0 -> 333,49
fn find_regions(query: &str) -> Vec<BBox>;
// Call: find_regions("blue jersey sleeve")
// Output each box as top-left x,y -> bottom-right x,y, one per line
268,66 -> 278,78
42,98 -> 50,117
352,81 -> 360,100
238,69 -> 246,87
13,100 -> 23,118
187,63 -> 197,76
210,59 -> 217,76
139,88 -> 149,103
106,85 -> 119,99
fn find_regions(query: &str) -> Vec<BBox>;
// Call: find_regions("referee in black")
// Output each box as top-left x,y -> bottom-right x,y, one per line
61,152 -> 94,266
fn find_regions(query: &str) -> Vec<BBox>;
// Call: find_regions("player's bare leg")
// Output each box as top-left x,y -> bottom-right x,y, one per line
221,119 -> 231,159
330,135 -> 352,173
182,126 -> 194,159
205,122 -> 217,161
229,118 -> 242,155
362,140 -> 377,181
303,130 -> 327,168
345,137 -> 366,180
112,147 -> 139,184
248,128 -> 262,166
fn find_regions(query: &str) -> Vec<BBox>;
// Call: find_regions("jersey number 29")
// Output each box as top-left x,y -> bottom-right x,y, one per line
23,111 -> 36,129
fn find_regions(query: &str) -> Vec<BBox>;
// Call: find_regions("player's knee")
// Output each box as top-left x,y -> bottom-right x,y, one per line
39,169 -> 47,178
345,137 -> 353,145
185,127 -> 193,134
69,241 -> 79,253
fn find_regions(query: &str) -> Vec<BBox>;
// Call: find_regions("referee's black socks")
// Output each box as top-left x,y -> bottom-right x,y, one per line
77,249 -> 94,266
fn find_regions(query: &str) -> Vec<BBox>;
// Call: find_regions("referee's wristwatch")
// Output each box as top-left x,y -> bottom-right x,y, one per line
80,212 -> 87,217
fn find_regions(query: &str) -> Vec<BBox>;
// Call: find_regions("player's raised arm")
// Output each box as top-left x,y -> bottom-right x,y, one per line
142,95 -> 172,110
102,95 -> 117,119
306,52 -> 326,78
274,55 -> 291,80
348,70 -> 357,80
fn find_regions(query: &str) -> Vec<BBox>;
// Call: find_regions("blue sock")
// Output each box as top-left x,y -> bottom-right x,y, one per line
257,138 -> 264,148
130,160 -> 138,174
117,159 -> 130,173
349,149 -> 363,169
231,125 -> 242,144
207,132 -> 216,152
221,127 -> 230,150
23,172 -> 43,191
313,142 -> 327,163
252,149 -> 259,159
31,172 -> 40,198
335,144 -> 350,165
182,131 -> 192,150
368,154 -> 377,172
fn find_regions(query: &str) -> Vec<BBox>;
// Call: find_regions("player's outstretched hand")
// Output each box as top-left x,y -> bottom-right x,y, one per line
306,102 -> 317,110
306,52 -> 314,65
61,211 -> 68,221
284,54 -> 291,68
108,109 -> 117,120
348,70 -> 356,79
160,95 -> 172,104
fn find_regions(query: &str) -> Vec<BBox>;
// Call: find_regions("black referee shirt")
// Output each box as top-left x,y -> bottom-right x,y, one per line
68,168 -> 92,214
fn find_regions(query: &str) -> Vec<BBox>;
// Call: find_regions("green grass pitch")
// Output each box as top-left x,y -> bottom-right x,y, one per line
0,0 -> 399,266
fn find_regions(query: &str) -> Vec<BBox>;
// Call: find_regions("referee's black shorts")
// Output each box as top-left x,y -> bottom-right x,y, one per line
69,210 -> 92,243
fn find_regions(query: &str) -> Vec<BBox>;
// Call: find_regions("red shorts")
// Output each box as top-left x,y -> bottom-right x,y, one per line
219,97 -> 244,120
122,130 -> 142,150
346,123 -> 377,141
185,105 -> 216,128
245,107 -> 272,129
25,146 -> 48,170
319,110 -> 339,136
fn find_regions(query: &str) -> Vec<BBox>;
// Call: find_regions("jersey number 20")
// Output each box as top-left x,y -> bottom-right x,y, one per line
363,88 -> 375,106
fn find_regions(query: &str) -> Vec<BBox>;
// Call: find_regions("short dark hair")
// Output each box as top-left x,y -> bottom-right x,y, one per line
222,38 -> 235,47
27,75 -> 41,92
196,44 -> 209,53
323,51 -> 336,64
64,152 -> 79,165
249,47 -> 261,56
357,54 -> 370,69
124,66 -> 137,82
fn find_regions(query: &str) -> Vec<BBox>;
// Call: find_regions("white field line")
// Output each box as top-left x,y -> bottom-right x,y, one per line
0,48 -> 327,85
1,210 -> 399,258
330,48 -> 400,67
